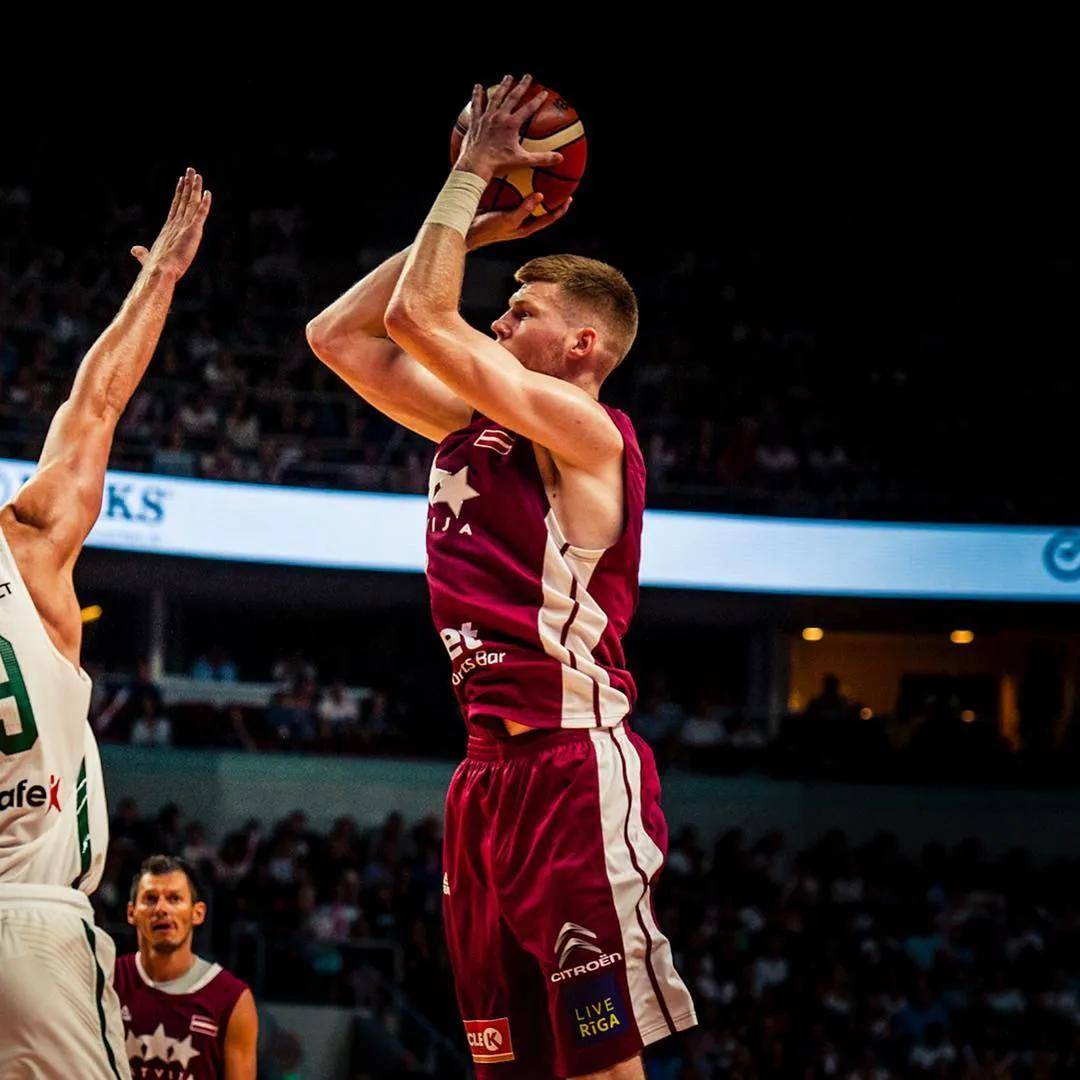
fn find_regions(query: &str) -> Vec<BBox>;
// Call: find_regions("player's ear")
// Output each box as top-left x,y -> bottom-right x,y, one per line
192,900 -> 207,927
126,902 -> 136,926
570,326 -> 597,360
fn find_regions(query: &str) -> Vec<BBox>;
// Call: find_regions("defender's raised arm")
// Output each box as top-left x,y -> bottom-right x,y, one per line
10,168 -> 211,573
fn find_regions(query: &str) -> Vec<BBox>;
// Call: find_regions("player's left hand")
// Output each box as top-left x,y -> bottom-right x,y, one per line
455,75 -> 564,182
466,194 -> 572,251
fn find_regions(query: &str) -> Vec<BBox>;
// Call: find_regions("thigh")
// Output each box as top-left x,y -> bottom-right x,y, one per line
0,908 -> 129,1080
494,730 -> 696,1078
442,762 -> 555,1079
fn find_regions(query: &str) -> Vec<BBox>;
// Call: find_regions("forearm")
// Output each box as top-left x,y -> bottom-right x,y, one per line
66,265 -> 177,423
307,247 -> 412,345
392,220 -> 467,325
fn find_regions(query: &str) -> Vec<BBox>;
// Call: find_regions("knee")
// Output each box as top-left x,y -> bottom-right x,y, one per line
569,1054 -> 645,1080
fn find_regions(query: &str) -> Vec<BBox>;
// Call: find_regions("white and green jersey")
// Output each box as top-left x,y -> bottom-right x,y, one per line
0,525 -> 107,894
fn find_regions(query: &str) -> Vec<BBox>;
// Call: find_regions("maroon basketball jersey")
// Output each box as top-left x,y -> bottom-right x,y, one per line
114,953 -> 248,1080
426,407 -> 645,730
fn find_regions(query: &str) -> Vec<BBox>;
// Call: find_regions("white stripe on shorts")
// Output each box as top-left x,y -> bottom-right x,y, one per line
590,727 -> 697,1043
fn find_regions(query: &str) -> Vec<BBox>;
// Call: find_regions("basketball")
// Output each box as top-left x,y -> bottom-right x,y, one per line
450,82 -> 587,216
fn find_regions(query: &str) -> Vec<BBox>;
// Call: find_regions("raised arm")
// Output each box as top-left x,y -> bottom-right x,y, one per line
305,196 -> 568,443
305,246 -> 471,442
10,168 -> 211,568
384,76 -> 622,470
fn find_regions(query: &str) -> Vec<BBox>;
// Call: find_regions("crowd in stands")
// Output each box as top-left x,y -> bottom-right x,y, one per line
91,652 -> 412,757
89,649 -> 1080,788
3,172 -> 1076,524
97,800 -> 1080,1077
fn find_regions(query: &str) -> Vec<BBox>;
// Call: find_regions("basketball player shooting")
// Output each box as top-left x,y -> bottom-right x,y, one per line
309,75 -> 696,1078
0,169 -> 210,1078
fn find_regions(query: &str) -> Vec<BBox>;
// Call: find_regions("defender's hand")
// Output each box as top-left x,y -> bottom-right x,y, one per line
131,167 -> 212,280
455,75 -> 564,182
466,193 -> 572,251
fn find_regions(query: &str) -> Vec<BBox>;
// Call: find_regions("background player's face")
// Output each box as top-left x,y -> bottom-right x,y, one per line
491,282 -> 582,379
128,871 -> 207,954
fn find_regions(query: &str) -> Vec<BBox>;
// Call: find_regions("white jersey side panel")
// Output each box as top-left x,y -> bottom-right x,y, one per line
0,525 -> 107,893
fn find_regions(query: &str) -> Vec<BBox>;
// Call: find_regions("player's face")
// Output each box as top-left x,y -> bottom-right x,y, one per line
128,871 -> 206,954
490,283 -> 571,377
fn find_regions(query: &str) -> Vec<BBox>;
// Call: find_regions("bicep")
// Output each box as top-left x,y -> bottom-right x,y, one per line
311,333 -> 472,443
224,990 -> 258,1080
11,400 -> 113,566
392,316 -> 622,468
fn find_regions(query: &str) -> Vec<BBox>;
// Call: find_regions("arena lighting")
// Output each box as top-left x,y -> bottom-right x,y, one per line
80,604 -> 103,624
961,710 -> 977,723
802,627 -> 825,642
950,629 -> 975,644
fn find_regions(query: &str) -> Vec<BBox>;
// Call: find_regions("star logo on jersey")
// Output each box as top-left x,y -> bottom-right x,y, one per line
126,1022 -> 201,1069
428,465 -> 479,518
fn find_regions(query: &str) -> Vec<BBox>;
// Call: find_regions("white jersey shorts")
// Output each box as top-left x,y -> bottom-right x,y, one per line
0,883 -> 129,1079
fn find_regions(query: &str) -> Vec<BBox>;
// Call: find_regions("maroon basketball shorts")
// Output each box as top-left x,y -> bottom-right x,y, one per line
442,723 -> 697,1078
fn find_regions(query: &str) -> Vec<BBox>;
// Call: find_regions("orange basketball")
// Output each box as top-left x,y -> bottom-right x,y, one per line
450,82 -> 587,216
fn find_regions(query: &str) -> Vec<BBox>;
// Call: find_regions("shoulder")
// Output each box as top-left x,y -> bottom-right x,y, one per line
208,963 -> 251,1017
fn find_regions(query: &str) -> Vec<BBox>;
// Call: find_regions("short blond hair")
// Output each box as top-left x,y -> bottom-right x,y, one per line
515,254 -> 638,368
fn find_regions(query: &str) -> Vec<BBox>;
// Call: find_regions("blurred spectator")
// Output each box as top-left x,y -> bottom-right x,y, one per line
129,696 -> 172,747
181,821 -> 217,869
191,645 -> 240,681
151,421 -> 198,476
225,393 -> 260,452
908,1022 -> 957,1072
317,679 -> 360,741
272,650 -> 318,687
177,392 -> 220,440
633,682 -> 686,762
266,679 -> 317,749
893,977 -> 950,1043
808,674 -> 851,724
96,659 -> 163,742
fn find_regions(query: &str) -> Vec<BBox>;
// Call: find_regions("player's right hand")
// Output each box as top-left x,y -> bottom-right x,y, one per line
466,194 -> 572,251
131,167 -> 212,280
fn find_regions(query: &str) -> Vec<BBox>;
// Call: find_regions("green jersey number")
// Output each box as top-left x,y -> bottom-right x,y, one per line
0,634 -> 39,754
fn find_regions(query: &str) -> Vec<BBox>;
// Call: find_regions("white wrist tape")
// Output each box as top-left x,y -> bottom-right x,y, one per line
424,171 -> 488,238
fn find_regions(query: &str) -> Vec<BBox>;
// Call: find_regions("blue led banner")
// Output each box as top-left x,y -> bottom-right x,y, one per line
2,459 -> 1078,600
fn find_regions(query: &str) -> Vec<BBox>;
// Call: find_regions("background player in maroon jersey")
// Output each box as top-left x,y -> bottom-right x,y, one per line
308,75 -> 695,1078
115,856 -> 257,1079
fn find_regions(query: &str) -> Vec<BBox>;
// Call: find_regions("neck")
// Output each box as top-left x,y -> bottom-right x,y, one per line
564,373 -> 600,399
140,940 -> 197,984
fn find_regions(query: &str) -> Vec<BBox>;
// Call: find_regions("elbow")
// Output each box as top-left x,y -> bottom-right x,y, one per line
384,296 -> 446,349
305,316 -> 334,360
383,299 -> 418,347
